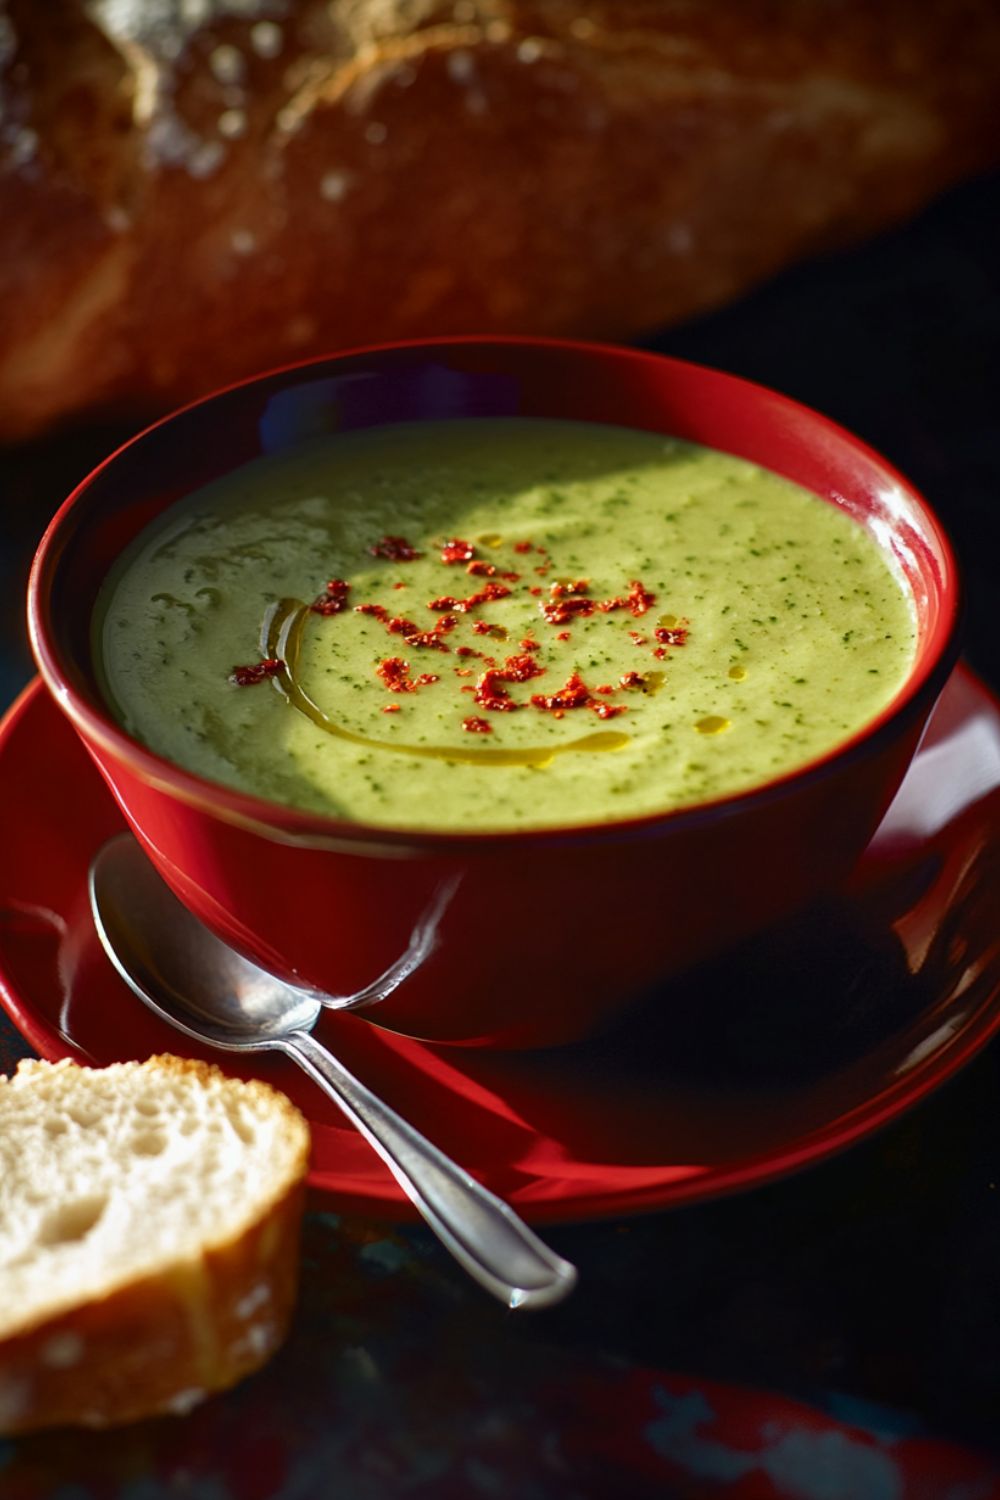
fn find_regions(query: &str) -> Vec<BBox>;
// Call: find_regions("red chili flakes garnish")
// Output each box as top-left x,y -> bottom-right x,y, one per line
375,657 -> 439,693
620,671 -> 647,689
534,565 -> 550,576
455,645 -> 480,658
470,653 -> 545,712
599,579 -> 657,618
513,540 -> 534,554
530,673 -> 591,712
397,616 -> 456,650
556,630 -> 571,641
629,631 -> 648,646
471,672 -> 518,712
462,716 -> 493,734
393,581 -> 407,590
310,578 -> 350,615
441,538 -> 475,564
530,671 -> 628,720
528,586 -> 543,597
454,667 -> 474,677
370,535 -> 421,561
355,603 -> 455,651
499,653 -> 544,683
376,658 -> 408,693
427,582 -> 512,614
382,703 -> 401,713
541,579 -> 595,626
519,636 -> 541,652
542,596 -> 596,626
538,577 -> 655,628
653,647 -> 667,660
229,658 -> 283,686
654,625 -> 689,647
466,559 -> 496,578
595,684 -> 614,695
627,580 -> 656,617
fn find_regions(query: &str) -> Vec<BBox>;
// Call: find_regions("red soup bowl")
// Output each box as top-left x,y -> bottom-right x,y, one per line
28,338 -> 960,1048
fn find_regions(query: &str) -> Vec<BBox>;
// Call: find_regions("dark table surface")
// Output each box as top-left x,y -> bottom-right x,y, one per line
1,171 -> 999,1498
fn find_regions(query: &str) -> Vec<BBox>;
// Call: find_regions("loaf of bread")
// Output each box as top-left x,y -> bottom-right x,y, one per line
1,1 -> 998,442
0,1055 -> 310,1433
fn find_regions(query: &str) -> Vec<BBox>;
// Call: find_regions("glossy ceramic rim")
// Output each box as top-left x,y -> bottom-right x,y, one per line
1,665 -> 998,1220
28,335 -> 962,851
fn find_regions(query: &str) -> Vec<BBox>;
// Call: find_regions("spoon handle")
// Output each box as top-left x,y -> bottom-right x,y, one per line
281,1029 -> 577,1309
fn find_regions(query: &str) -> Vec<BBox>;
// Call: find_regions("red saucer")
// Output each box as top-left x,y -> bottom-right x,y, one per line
2,670 -> 999,1222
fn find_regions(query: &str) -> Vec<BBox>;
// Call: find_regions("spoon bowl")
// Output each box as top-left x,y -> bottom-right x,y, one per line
90,835 -> 323,1049
89,832 -> 577,1311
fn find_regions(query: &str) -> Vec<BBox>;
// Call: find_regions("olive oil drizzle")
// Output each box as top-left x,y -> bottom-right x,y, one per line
261,599 -> 630,766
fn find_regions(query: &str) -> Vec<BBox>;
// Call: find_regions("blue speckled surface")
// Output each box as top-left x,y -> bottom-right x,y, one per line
2,173 -> 1000,1498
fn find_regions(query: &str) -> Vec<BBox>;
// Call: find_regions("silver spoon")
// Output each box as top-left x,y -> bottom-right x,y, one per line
89,833 -> 577,1311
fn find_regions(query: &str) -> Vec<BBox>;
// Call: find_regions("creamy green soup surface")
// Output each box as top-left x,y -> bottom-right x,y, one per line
95,418 -> 916,830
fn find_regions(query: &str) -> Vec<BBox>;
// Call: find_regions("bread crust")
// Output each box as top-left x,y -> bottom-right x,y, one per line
0,1182 -> 305,1433
0,1056 -> 310,1433
0,0 -> 999,440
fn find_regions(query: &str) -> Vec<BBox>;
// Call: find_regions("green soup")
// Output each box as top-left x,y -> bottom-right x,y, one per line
95,418 -> 916,830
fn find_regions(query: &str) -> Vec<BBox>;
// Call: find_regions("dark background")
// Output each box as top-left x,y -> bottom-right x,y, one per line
1,169 -> 999,1467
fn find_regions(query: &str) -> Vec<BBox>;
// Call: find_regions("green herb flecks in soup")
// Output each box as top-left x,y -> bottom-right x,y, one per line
95,419 -> 916,830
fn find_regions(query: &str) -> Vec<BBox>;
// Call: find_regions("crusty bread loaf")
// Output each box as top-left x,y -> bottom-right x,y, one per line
0,1055 -> 310,1433
0,1 -> 998,443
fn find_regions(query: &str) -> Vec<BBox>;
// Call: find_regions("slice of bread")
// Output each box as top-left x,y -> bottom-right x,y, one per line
0,1054 -> 311,1433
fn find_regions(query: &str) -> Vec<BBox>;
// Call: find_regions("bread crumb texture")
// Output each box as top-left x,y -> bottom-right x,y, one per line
0,1055 -> 310,1432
